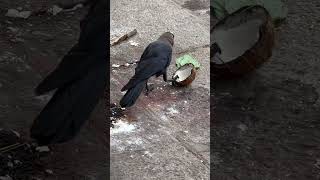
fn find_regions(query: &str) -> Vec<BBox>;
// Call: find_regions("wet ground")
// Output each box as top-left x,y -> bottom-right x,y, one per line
211,0 -> 320,179
110,0 -> 210,179
0,1 -> 107,179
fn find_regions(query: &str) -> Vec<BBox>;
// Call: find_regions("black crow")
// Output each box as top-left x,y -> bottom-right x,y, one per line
120,32 -> 174,108
30,0 -> 108,145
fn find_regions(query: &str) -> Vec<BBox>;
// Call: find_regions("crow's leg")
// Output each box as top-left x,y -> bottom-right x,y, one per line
163,71 -> 168,82
145,80 -> 154,96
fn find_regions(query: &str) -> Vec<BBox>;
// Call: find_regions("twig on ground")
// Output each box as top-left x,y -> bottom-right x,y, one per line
111,29 -> 138,46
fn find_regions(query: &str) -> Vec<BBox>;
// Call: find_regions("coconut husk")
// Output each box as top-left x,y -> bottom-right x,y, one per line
211,5 -> 275,78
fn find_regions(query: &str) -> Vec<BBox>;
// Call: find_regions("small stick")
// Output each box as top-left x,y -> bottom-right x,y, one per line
111,29 -> 138,46
0,143 -> 25,153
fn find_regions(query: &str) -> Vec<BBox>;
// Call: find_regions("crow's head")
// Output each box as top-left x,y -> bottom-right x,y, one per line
158,32 -> 174,46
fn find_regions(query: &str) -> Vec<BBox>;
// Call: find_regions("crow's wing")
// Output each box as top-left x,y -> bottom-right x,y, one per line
35,0 -> 107,95
121,57 -> 167,91
31,61 -> 107,145
35,42 -> 106,95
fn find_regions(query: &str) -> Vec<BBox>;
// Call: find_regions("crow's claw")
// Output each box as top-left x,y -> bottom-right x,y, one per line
145,83 -> 155,96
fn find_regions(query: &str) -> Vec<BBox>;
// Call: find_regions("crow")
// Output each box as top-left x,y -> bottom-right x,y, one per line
120,32 -> 174,108
30,0 -> 108,145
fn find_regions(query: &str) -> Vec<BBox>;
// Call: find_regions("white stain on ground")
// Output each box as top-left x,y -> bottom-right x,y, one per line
111,135 -> 145,152
126,138 -> 143,146
160,115 -> 169,121
166,107 -> 179,115
129,40 -> 139,46
111,120 -> 136,135
111,120 -> 145,152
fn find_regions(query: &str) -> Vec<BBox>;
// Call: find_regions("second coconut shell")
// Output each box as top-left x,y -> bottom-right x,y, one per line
211,5 -> 275,79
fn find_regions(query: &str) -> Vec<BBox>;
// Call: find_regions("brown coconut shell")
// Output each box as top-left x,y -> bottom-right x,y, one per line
172,65 -> 197,87
211,5 -> 275,78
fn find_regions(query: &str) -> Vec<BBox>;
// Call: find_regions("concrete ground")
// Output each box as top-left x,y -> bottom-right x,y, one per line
110,0 -> 210,179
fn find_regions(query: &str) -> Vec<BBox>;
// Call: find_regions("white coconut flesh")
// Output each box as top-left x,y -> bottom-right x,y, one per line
212,19 -> 263,64
173,65 -> 193,82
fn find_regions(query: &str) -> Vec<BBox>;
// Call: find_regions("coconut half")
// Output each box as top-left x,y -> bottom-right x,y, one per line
211,5 -> 275,78
174,65 -> 193,82
212,19 -> 263,64
172,64 -> 196,86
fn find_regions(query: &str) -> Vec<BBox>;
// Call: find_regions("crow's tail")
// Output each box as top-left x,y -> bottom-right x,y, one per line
30,63 -> 107,145
120,80 -> 146,108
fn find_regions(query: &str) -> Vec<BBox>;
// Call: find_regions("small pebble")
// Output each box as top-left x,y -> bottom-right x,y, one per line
14,160 -> 22,165
35,146 -> 50,152
6,9 -> 31,19
112,64 -> 120,68
237,123 -> 248,132
45,169 -> 53,175
7,27 -> 19,33
48,5 -> 63,16
124,63 -> 130,67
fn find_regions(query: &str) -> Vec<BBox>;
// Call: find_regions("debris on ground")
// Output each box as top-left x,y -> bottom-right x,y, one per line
7,27 -> 19,34
111,64 -> 121,68
166,107 -> 179,116
211,0 -> 288,23
10,130 -> 20,138
35,146 -> 50,153
237,123 -> 248,132
110,29 -> 138,46
45,169 -> 53,175
47,5 -> 63,16
63,4 -> 83,12
110,103 -> 125,119
124,63 -> 130,67
129,40 -> 139,47
0,129 -> 48,179
46,4 -> 83,16
13,160 -> 21,165
110,103 -> 126,127
111,61 -> 139,69
5,9 -> 32,19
